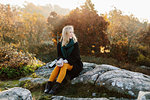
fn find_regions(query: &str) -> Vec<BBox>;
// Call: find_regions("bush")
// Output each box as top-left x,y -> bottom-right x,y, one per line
108,44 -> 128,61
28,43 -> 57,63
0,45 -> 43,80
136,52 -> 150,66
47,0 -> 110,55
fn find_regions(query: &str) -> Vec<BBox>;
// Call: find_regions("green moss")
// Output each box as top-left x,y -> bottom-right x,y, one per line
32,82 -> 134,100
18,80 -> 46,92
0,80 -> 20,91
29,73 -> 39,78
0,79 -> 135,99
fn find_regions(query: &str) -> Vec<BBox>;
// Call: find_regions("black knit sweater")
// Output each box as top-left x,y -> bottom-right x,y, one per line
57,42 -> 83,80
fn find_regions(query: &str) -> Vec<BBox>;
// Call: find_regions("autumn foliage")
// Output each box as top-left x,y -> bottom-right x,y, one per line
0,0 -> 150,80
0,45 -> 42,80
47,0 -> 110,55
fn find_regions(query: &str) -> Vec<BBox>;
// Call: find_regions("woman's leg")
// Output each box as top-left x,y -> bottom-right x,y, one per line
56,63 -> 73,83
48,66 -> 60,82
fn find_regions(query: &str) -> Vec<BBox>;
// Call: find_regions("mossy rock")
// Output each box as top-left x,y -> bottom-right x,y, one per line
18,80 -> 46,92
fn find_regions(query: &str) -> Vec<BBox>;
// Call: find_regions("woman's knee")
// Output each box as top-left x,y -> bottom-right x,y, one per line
62,63 -> 73,70
60,65 -> 67,70
55,66 -> 60,69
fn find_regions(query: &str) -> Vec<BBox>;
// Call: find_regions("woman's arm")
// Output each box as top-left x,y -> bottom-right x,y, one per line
66,42 -> 81,65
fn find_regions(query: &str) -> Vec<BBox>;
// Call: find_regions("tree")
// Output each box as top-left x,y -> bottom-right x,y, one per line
0,4 -> 20,45
81,0 -> 96,13
140,25 -> 150,49
47,0 -> 110,55
47,11 -> 66,45
106,8 -> 148,61
107,8 -> 148,47
0,4 -> 51,52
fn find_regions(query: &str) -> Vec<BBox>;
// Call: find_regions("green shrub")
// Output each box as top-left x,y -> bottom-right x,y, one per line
0,64 -> 42,80
136,52 -> 150,66
0,45 -> 43,80
18,80 -> 45,92
28,43 -> 57,63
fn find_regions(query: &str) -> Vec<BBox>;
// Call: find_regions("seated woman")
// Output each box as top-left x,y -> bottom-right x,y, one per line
44,25 -> 83,95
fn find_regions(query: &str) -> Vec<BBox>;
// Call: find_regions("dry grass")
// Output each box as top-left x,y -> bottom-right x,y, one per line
81,55 -> 150,76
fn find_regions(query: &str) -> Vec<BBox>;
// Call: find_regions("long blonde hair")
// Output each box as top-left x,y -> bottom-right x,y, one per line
60,25 -> 77,46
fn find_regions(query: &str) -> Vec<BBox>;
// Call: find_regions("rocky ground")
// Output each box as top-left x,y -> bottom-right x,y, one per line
0,62 -> 150,100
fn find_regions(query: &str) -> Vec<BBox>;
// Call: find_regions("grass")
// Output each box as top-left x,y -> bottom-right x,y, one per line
37,82 -> 134,100
81,55 -> 150,76
0,79 -> 135,100
0,79 -> 20,91
0,79 -> 44,100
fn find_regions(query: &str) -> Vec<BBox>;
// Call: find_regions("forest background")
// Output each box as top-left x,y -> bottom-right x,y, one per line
0,0 -> 150,80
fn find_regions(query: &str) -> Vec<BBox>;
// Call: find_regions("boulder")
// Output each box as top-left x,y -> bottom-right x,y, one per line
140,65 -> 150,70
71,64 -> 150,98
71,64 -> 120,84
80,62 -> 97,75
0,87 -> 32,100
19,77 -> 33,81
34,62 -> 96,78
18,62 -> 96,85
35,63 -> 55,78
51,96 -> 109,100
137,91 -> 150,100
98,70 -> 150,97
19,77 -> 48,84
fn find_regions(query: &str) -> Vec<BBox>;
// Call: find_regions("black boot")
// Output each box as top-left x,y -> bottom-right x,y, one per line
48,82 -> 61,95
44,81 -> 54,94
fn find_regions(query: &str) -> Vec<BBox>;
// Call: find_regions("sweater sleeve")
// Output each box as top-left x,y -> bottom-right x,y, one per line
66,42 -> 81,65
57,42 -> 63,60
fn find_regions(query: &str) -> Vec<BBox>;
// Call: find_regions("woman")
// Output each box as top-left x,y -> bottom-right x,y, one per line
44,25 -> 83,95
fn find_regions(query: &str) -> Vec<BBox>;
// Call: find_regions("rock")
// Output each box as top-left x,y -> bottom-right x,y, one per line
34,62 -> 96,78
51,96 -> 109,100
83,62 -> 97,68
98,69 -> 150,97
92,93 -> 96,97
19,77 -> 48,84
140,65 -> 150,70
137,91 -> 150,100
30,78 -> 48,84
80,62 -> 97,75
18,62 -> 96,86
19,77 -> 33,81
35,63 -> 55,78
109,97 -> 135,100
0,87 -> 32,100
71,64 -> 150,98
71,64 -> 120,84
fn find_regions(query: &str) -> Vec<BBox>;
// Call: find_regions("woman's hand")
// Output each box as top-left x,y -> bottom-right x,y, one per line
63,59 -> 68,63
56,58 -> 64,67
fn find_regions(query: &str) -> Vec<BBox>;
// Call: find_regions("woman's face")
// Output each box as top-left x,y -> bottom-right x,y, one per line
69,30 -> 73,38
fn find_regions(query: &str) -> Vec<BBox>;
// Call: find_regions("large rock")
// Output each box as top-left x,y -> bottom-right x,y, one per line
71,64 -> 150,98
35,62 -> 55,78
98,70 -> 150,97
71,64 -> 120,84
19,77 -> 48,84
51,96 -> 109,100
80,62 -> 97,75
19,62 -> 96,85
140,65 -> 150,70
34,62 -> 96,78
137,91 -> 150,100
0,87 -> 32,100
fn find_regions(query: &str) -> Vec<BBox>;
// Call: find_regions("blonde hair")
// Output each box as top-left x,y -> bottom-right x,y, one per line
60,25 -> 77,46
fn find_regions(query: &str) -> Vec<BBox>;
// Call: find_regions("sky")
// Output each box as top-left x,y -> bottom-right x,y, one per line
0,0 -> 149,22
